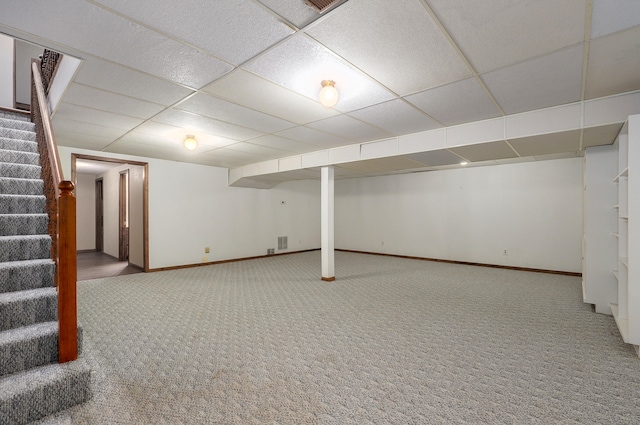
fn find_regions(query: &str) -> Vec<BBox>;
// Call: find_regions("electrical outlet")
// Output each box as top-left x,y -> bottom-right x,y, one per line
503,249 -> 508,256
204,247 -> 210,253
202,256 -> 208,263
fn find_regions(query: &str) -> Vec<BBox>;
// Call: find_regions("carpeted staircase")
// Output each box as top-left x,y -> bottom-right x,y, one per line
0,110 -> 91,424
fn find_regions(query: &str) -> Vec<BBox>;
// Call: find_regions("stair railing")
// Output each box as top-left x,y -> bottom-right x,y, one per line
30,58 -> 78,363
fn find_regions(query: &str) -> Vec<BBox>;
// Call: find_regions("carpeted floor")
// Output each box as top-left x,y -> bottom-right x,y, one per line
36,251 -> 640,424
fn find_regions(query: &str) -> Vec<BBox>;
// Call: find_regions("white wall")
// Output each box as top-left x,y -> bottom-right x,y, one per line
335,158 -> 584,273
0,33 -> 14,108
58,147 -> 321,270
14,40 -> 42,107
76,173 -> 96,251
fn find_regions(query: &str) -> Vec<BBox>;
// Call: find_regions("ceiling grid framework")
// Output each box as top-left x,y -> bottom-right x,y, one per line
0,0 -> 638,184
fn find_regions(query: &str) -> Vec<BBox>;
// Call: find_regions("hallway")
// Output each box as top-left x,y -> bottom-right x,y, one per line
77,251 -> 142,281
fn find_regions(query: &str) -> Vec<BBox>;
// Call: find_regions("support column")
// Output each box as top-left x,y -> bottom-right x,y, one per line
321,166 -> 335,281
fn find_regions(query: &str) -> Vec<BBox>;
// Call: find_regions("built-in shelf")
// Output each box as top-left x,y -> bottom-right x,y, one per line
613,116 -> 638,351
614,204 -> 620,209
614,168 -> 629,182
611,303 -> 629,343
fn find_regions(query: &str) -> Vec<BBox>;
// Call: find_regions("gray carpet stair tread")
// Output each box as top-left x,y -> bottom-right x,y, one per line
0,359 -> 92,425
0,117 -> 35,131
0,287 -> 58,331
0,149 -> 40,166
0,259 -> 55,293
0,127 -> 35,141
0,213 -> 49,236
0,137 -> 38,153
0,194 -> 46,214
0,177 -> 44,195
0,111 -> 31,122
0,234 -> 52,262
0,321 -> 59,377
0,163 -> 41,180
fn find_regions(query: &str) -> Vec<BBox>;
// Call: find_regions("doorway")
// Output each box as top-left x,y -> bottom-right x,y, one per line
95,178 -> 103,252
72,153 -> 149,275
119,170 -> 129,262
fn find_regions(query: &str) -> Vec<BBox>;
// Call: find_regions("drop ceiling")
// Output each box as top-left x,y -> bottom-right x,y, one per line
1,0 -> 639,184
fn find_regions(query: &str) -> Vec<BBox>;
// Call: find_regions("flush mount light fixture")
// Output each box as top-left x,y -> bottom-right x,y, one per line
319,80 -> 339,108
460,161 -> 469,165
184,135 -> 198,151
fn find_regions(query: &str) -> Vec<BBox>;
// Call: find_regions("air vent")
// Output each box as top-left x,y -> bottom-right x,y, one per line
304,0 -> 347,14
278,236 -> 288,250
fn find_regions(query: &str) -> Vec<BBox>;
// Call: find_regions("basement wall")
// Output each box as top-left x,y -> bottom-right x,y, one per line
335,157 -> 583,273
59,146 -> 321,270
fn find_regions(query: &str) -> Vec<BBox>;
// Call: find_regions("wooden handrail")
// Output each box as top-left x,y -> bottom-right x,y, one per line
31,60 -> 63,197
31,58 -> 78,363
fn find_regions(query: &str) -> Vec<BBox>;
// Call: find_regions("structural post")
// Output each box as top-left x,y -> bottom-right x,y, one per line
321,166 -> 335,281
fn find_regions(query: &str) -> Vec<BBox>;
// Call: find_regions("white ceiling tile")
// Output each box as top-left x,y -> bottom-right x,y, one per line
244,34 -> 395,111
64,83 -> 165,119
307,0 -> 471,95
449,141 -> 518,162
428,0 -> 586,73
74,57 -> 195,106
203,69 -> 338,125
152,109 -> 262,141
123,128 -> 236,151
508,130 -> 581,157
591,0 -> 640,39
403,150 -> 465,167
0,0 -> 232,88
585,27 -> 640,99
406,78 -> 502,126
93,0 -> 293,65
348,99 -> 442,135
582,123 -> 624,148
134,121 -> 238,148
105,140 -> 207,162
54,103 -> 144,130
276,126 -> 350,148
54,131 -> 116,151
247,135 -> 319,154
52,117 -> 129,139
257,0 -> 321,29
481,45 -> 584,115
307,115 -> 394,143
176,93 -> 296,133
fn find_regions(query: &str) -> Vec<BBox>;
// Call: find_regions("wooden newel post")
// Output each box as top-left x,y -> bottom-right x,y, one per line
58,180 -> 77,363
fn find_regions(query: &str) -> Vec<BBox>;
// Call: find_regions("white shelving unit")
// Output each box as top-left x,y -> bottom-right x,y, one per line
582,144 -> 617,314
612,114 -> 640,354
